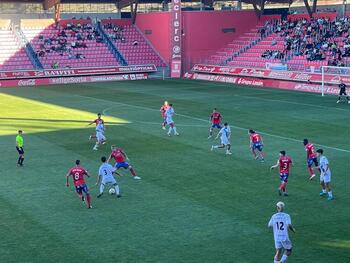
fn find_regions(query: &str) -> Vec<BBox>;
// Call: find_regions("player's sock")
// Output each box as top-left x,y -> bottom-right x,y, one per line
213,145 -> 219,149
20,157 -> 24,165
322,189 -> 327,193
168,127 -> 172,134
17,157 -> 21,165
99,184 -> 105,194
130,168 -> 137,176
328,191 -> 333,198
280,254 -> 288,262
114,185 -> 120,195
86,194 -> 91,207
173,127 -> 178,134
307,167 -> 314,176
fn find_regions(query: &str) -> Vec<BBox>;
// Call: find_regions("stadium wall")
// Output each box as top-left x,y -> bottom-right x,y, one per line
136,11 -> 266,67
136,12 -> 171,65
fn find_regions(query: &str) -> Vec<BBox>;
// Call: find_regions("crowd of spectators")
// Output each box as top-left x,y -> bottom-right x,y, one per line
261,50 -> 285,60
103,23 -> 126,42
36,22 -> 103,68
272,16 -> 350,67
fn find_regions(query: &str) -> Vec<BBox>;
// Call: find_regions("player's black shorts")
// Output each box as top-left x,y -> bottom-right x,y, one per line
339,89 -> 347,96
16,146 -> 24,155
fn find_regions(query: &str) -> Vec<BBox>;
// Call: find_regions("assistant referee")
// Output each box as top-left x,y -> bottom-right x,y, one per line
337,81 -> 350,103
16,130 -> 24,166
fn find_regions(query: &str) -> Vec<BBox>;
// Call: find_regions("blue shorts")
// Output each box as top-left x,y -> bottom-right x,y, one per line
75,184 -> 89,195
116,162 -> 130,169
280,173 -> 289,182
211,124 -> 222,129
307,157 -> 318,167
252,142 -> 263,151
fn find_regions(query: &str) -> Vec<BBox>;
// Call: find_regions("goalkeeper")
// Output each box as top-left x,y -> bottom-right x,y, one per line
337,80 -> 350,104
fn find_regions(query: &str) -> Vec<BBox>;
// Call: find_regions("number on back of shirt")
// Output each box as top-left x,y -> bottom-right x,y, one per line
276,221 -> 284,230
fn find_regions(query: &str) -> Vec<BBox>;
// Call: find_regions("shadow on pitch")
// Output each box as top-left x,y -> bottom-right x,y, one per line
0,117 -> 123,125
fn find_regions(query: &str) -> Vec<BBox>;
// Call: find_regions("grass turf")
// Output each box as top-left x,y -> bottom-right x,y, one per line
0,79 -> 349,263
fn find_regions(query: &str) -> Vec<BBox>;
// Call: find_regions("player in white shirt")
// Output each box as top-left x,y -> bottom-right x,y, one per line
211,122 -> 232,155
165,104 -> 179,136
316,149 -> 333,200
93,122 -> 106,151
268,201 -> 295,263
96,156 -> 121,198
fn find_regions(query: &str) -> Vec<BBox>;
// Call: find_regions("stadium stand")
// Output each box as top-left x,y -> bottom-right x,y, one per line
0,19 -> 34,71
22,19 -> 121,69
101,19 -> 166,67
205,22 -> 268,65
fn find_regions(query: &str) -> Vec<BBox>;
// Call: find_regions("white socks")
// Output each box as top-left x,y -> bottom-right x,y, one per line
99,184 -> 105,194
114,185 -> 120,195
281,255 -> 288,262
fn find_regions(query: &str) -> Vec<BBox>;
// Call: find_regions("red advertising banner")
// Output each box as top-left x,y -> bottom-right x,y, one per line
0,65 -> 157,80
170,0 -> 182,78
184,72 -> 349,95
191,64 -> 350,85
0,73 -> 148,88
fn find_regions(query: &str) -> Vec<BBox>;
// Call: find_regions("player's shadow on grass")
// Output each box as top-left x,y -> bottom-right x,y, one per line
0,117 -> 122,125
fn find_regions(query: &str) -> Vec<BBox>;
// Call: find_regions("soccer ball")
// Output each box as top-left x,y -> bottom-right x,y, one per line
109,188 -> 116,195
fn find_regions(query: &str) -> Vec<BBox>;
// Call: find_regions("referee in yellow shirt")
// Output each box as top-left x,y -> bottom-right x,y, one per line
16,130 -> 24,166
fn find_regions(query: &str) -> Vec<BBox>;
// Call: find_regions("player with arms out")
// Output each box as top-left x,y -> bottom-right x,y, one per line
303,139 -> 319,180
336,80 -> 350,103
270,151 -> 293,196
108,145 -> 141,180
88,113 -> 105,140
211,122 -> 232,155
96,156 -> 121,198
93,122 -> 106,151
160,101 -> 169,130
16,130 -> 25,167
165,103 -> 179,136
208,108 -> 222,139
249,129 -> 265,162
268,201 -> 295,263
66,160 -> 92,209
316,149 -> 334,200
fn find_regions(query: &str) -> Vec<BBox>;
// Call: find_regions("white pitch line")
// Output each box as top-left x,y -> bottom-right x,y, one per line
71,93 -> 350,154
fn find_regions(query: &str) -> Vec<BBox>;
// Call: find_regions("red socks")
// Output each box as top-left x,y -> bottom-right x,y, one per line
86,195 -> 91,207
130,168 -> 137,176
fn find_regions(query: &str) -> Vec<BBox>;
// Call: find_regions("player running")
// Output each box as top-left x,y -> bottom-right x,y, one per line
249,129 -> 265,161
211,122 -> 232,155
208,108 -> 222,139
303,139 -> 319,180
270,151 -> 293,196
66,160 -> 92,209
165,103 -> 179,136
336,80 -> 350,103
316,149 -> 334,200
108,145 -> 141,180
268,201 -> 295,263
160,101 -> 170,130
93,122 -> 106,151
88,113 -> 105,140
96,156 -> 121,198
16,130 -> 25,167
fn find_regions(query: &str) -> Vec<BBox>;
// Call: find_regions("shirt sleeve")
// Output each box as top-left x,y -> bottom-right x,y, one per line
268,216 -> 273,227
286,214 -> 291,225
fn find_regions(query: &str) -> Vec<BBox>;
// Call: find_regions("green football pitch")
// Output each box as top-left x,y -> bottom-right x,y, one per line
0,79 -> 349,263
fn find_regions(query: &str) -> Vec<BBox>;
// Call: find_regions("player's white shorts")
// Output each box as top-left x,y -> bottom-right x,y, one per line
96,131 -> 106,142
275,240 -> 292,250
320,171 -> 331,183
166,117 -> 174,125
221,137 -> 230,146
102,176 -> 117,185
